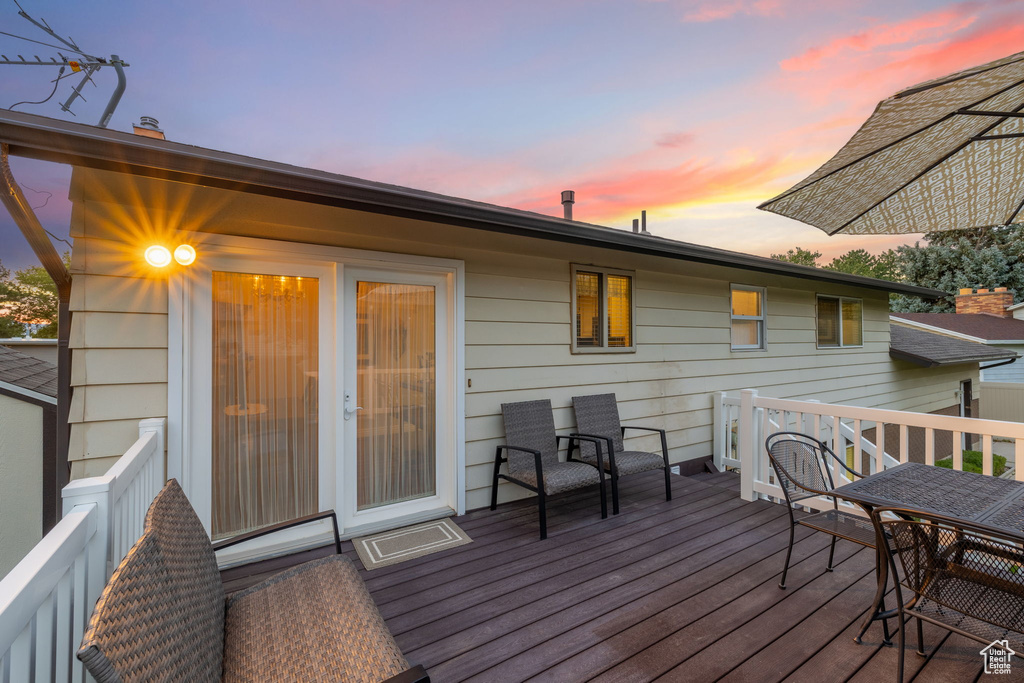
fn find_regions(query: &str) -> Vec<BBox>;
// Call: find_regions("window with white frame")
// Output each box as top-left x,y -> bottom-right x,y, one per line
817,295 -> 863,347
571,264 -> 635,352
730,285 -> 765,350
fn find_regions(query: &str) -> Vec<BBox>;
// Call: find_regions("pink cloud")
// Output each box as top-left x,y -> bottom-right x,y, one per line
781,4 -> 980,71
495,152 -> 813,224
682,0 -> 784,22
655,131 -> 696,149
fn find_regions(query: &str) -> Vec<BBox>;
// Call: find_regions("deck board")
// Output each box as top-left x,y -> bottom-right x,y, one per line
221,470 -> 993,682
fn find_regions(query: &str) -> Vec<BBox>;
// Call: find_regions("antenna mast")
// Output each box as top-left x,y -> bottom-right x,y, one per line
1,0 -> 128,127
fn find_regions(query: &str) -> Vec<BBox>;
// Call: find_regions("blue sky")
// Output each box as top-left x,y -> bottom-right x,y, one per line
2,0 -> 1024,271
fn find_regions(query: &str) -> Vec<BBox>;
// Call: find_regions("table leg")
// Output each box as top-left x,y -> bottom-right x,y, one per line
854,505 -> 893,646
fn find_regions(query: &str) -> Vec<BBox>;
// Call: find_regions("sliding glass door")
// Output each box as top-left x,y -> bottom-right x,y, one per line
181,248 -> 456,548
344,267 -> 450,528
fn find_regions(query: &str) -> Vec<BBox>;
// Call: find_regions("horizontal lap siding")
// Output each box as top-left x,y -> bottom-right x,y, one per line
67,169 -> 971,513
462,260 -> 971,510
67,231 -> 169,478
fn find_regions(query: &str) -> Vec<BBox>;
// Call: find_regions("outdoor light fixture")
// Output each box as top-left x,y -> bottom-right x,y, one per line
173,244 -> 197,266
144,245 -> 172,268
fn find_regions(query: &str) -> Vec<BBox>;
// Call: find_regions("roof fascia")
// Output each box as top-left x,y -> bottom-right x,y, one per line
889,317 -> 990,343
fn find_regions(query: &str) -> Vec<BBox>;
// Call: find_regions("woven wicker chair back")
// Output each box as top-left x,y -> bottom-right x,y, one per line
501,399 -> 560,479
881,515 -> 1024,635
572,393 -> 624,461
767,438 -> 832,502
78,479 -> 226,683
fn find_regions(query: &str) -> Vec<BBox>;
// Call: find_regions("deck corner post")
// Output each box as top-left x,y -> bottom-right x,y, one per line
738,389 -> 757,501
713,392 -> 725,470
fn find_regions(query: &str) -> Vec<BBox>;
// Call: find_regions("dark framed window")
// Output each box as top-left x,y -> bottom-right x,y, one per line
571,265 -> 635,353
817,295 -> 863,348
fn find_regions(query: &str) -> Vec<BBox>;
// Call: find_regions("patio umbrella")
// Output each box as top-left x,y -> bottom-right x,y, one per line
759,51 -> 1024,235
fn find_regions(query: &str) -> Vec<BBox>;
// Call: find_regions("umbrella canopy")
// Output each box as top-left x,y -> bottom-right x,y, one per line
760,51 -> 1024,235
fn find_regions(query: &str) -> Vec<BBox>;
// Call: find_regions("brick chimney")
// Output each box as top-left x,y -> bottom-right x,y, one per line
955,287 -> 1014,317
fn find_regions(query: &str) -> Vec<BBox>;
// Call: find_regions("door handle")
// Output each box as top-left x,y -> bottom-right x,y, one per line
344,392 -> 363,421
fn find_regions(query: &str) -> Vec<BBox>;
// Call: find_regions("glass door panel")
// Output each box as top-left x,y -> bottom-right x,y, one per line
211,272 -> 319,539
355,281 -> 436,510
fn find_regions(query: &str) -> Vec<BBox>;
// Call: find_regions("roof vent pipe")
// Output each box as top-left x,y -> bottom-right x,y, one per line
132,116 -> 165,140
632,218 -> 639,233
641,210 -> 650,235
561,190 -> 575,220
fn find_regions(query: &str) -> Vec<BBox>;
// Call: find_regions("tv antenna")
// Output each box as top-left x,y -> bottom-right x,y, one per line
1,0 -> 128,127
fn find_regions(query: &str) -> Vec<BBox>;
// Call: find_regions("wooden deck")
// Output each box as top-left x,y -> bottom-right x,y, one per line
222,470 -> 991,682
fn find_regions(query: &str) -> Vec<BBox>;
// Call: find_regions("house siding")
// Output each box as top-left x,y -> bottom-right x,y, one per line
67,168 -> 974,510
0,393 -> 43,576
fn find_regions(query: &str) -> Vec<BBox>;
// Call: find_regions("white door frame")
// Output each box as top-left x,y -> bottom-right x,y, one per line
341,265 -> 455,532
167,233 -> 465,557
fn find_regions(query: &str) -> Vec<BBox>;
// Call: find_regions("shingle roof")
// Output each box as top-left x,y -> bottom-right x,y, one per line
889,324 -> 1018,367
0,345 -> 57,398
890,313 -> 1024,341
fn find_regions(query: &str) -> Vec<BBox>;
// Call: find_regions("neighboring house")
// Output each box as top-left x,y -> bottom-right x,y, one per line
0,338 -> 58,365
0,345 -> 57,577
892,288 -> 1024,383
1,110 -> 993,559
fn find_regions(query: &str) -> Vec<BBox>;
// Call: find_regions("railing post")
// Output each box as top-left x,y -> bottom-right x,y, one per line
739,389 -> 757,501
713,392 -> 725,470
139,416 -> 168,487
61,478 -> 112,623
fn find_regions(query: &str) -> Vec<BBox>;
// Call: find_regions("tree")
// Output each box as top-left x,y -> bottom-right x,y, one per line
888,227 -> 1024,312
824,249 -> 878,278
0,257 -> 64,338
770,247 -> 822,267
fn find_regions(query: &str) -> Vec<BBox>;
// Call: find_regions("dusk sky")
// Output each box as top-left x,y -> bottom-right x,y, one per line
2,0 -> 1024,271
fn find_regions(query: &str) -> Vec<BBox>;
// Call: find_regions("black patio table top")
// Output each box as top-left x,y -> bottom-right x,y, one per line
831,461 -> 1024,645
833,461 -> 1024,541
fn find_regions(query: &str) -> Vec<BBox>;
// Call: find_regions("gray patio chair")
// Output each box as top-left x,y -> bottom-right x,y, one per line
570,393 -> 671,515
765,431 -> 877,589
491,399 -> 608,540
873,506 -> 1024,682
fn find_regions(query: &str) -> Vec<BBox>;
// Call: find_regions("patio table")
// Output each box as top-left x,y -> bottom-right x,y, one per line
832,461 -> 1024,644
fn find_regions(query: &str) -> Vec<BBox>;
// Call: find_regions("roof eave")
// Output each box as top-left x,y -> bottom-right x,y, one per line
0,110 -> 945,298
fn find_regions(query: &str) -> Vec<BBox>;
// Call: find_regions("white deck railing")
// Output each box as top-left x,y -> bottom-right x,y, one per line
714,390 -> 1024,507
0,418 -> 165,682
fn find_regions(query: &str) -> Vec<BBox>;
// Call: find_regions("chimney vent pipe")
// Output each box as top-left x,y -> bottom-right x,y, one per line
632,219 -> 639,233
641,210 -> 650,235
561,190 -> 575,220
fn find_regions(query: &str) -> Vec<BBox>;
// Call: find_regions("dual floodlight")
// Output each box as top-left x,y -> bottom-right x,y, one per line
145,244 -> 196,268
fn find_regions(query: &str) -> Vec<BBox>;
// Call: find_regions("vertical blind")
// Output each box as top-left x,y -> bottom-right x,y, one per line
211,272 -> 319,540
607,274 -> 632,348
842,299 -> 863,346
356,282 -> 436,510
575,271 -> 601,347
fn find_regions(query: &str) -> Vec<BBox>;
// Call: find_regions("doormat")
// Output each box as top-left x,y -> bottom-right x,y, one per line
353,518 -> 472,570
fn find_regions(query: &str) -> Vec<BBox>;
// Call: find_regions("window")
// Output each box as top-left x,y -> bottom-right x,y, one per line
817,295 -> 863,347
571,265 -> 635,352
731,285 -> 765,350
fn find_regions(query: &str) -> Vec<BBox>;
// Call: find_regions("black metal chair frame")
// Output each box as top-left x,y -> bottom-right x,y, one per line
490,434 -> 609,540
570,426 -> 671,515
872,506 -> 1024,682
765,431 -> 877,591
